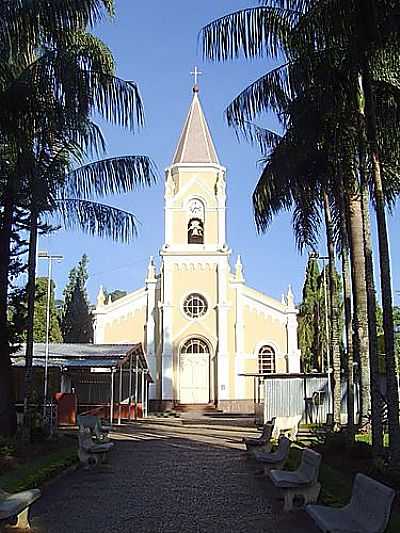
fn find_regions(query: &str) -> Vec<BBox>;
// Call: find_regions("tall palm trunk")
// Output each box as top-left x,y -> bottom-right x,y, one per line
0,180 -> 17,436
323,192 -> 341,426
346,189 -> 370,428
361,68 -> 400,462
339,186 -> 355,443
22,209 -> 39,444
360,166 -> 384,458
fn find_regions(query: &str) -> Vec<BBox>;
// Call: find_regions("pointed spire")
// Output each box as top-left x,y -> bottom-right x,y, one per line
235,255 -> 244,282
146,256 -> 156,281
281,293 -> 287,305
287,285 -> 295,308
172,87 -> 220,165
96,285 -> 106,307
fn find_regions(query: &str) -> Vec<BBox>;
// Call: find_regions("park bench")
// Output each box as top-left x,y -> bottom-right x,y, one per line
78,427 -> 114,467
77,414 -> 111,443
270,448 -> 321,511
0,487 -> 41,531
306,473 -> 395,533
242,419 -> 275,454
253,436 -> 291,476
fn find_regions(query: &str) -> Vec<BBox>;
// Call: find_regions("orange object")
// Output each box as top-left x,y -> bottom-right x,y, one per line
54,392 -> 77,425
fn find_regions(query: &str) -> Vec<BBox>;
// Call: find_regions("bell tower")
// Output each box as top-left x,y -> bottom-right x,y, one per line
159,81 -> 231,407
163,83 -> 227,253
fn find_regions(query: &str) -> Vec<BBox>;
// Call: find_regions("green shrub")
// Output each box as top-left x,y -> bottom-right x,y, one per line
0,437 -> 16,457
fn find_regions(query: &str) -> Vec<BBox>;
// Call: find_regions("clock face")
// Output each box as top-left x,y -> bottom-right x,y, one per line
189,199 -> 203,217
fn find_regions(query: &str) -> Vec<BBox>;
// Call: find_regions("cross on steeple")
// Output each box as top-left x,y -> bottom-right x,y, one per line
190,66 -> 202,92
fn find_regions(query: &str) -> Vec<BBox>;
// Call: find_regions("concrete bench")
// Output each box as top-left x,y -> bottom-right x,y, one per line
306,473 -> 395,533
78,427 -> 114,467
253,436 -> 291,476
242,419 -> 275,454
272,415 -> 302,440
0,488 -> 41,530
270,448 -> 321,511
77,415 -> 111,443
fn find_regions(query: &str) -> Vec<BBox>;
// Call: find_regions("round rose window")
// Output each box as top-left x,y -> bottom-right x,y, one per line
183,293 -> 208,319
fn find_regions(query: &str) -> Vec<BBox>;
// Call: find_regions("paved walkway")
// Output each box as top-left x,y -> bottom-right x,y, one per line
32,422 -> 318,532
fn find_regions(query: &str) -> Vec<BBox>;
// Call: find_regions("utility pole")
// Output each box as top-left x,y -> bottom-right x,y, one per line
38,251 -> 63,421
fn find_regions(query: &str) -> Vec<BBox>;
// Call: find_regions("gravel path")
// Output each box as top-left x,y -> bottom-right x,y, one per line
31,423 -> 318,532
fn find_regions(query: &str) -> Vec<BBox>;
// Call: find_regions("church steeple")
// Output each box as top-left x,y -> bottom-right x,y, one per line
172,85 -> 220,165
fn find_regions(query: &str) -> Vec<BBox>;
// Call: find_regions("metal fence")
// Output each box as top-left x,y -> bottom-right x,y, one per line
263,374 -> 360,425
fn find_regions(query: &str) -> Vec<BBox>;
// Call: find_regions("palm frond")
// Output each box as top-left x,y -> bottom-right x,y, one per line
53,198 -> 139,243
62,155 -> 158,200
230,120 -> 283,155
202,6 -> 299,62
226,63 -> 291,126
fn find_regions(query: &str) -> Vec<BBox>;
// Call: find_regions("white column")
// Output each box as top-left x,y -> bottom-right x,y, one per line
234,284 -> 245,399
286,286 -> 300,373
287,312 -> 300,373
164,169 -> 174,246
218,207 -> 226,249
162,261 -> 174,401
93,310 -> 106,344
216,171 -> 226,249
145,277 -> 157,400
217,259 -> 229,401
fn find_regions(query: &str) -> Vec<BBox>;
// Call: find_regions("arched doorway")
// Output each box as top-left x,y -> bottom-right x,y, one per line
179,338 -> 210,404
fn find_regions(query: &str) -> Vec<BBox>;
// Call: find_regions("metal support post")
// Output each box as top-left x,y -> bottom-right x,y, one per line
110,368 -> 114,426
118,363 -> 123,425
141,370 -> 145,418
134,356 -> 139,421
128,352 -> 133,421
144,372 -> 148,417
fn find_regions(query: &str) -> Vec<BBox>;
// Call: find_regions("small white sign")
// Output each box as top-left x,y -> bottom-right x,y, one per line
90,367 -> 111,373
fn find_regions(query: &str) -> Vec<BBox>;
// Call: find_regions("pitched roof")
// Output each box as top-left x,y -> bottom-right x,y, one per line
172,88 -> 220,165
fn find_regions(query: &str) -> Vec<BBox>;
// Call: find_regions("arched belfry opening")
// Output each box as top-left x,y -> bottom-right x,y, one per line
187,198 -> 205,244
188,218 -> 204,244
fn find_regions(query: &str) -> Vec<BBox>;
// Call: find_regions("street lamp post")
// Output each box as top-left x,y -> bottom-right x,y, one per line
38,251 -> 63,421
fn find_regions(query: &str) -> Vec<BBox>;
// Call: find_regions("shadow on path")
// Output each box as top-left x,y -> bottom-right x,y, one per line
31,424 -> 318,532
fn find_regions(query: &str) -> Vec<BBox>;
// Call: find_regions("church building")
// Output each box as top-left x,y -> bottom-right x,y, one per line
93,84 -> 300,412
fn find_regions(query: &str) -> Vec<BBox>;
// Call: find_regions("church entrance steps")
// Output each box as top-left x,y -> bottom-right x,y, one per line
138,417 -> 257,433
174,403 -> 219,413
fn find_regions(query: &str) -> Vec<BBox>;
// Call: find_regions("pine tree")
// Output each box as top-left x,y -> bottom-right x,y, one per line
298,256 -> 343,373
33,277 -> 62,342
298,254 -> 322,372
61,255 -> 93,343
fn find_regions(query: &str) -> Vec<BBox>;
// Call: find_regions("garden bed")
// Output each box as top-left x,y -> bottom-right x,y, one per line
0,434 -> 78,492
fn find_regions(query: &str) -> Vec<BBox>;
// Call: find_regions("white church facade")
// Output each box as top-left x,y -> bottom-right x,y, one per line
94,85 -> 300,412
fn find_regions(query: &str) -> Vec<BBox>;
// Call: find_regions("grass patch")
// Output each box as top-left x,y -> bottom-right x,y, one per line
0,441 -> 78,493
286,443 -> 400,532
356,432 -> 389,447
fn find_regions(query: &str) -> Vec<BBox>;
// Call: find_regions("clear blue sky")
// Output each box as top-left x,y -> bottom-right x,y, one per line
38,0 -> 400,306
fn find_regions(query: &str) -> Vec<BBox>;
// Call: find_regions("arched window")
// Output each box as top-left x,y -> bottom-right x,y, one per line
181,338 -> 209,355
258,345 -> 276,374
188,218 -> 204,244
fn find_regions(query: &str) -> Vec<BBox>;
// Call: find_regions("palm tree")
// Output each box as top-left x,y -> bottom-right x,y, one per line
0,1 -> 152,436
21,136 -> 156,439
202,0 -> 400,458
